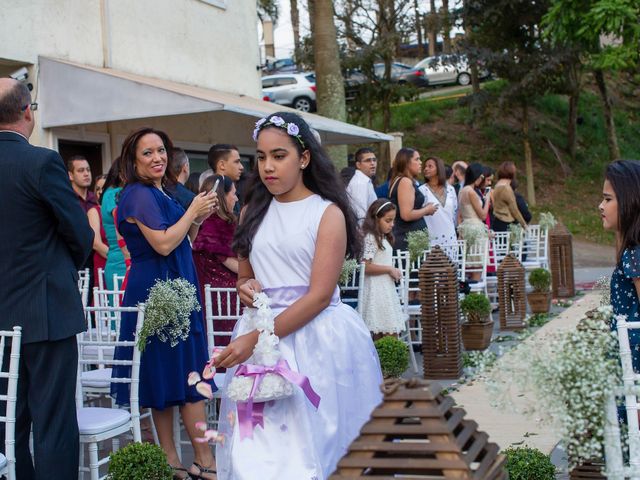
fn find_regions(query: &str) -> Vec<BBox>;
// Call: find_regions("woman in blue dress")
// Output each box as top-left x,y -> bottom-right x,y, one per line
112,127 -> 218,479
600,160 -> 640,370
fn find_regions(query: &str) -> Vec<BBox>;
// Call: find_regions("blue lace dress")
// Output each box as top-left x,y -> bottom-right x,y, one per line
111,182 -> 214,410
610,246 -> 640,372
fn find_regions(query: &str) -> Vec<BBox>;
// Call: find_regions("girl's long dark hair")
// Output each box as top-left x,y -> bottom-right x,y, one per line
233,111 -> 361,260
362,198 -> 396,249
101,156 -> 123,206
605,160 -> 640,261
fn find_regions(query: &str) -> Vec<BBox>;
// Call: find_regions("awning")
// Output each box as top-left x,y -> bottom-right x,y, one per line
38,57 -> 393,145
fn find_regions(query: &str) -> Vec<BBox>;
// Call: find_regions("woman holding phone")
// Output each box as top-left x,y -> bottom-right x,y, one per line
491,161 -> 527,232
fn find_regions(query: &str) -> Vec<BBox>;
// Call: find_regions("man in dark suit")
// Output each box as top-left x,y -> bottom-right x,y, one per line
0,78 -> 93,479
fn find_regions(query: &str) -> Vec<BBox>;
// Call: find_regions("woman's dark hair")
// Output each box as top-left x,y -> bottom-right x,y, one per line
185,172 -> 201,194
340,166 -> 356,187
100,157 -> 123,205
445,165 -> 453,179
390,148 -> 417,184
119,127 -> 177,187
464,162 -> 485,187
425,156 -> 447,187
233,111 -> 361,260
362,198 -> 396,249
605,160 -> 640,261
201,174 -> 237,224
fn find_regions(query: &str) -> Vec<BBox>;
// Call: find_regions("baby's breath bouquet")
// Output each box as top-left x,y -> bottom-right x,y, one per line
339,258 -> 359,285
539,211 -> 558,231
488,306 -> 621,468
508,223 -> 524,245
407,229 -> 430,263
457,221 -> 488,249
137,278 -> 201,352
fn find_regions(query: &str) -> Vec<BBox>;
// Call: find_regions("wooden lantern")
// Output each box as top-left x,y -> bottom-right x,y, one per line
497,254 -> 527,330
419,246 -> 462,379
570,461 -> 605,479
330,378 -> 507,479
549,222 -> 575,298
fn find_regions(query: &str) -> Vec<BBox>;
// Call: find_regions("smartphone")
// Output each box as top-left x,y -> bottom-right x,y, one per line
211,178 -> 220,195
484,186 -> 492,195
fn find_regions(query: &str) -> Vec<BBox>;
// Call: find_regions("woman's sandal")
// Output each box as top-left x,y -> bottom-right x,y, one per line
189,461 -> 217,480
170,465 -> 190,480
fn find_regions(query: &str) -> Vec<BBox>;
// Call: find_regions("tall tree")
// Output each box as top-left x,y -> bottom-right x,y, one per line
441,0 -> 452,53
291,0 -> 301,62
312,0 -> 348,165
414,0 -> 424,57
426,0 -> 438,56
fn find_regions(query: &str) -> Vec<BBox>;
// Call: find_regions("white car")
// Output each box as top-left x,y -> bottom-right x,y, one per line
261,73 -> 317,112
414,54 -> 489,87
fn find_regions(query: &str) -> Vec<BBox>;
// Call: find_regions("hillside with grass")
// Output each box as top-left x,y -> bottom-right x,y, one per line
360,77 -> 640,245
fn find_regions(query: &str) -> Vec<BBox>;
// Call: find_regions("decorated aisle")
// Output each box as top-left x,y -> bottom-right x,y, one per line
449,290 -> 600,454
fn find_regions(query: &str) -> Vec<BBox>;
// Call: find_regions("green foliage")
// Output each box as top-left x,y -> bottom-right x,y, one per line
460,293 -> 492,318
406,229 -> 430,263
529,268 -> 552,292
374,336 -> 409,378
503,447 -> 556,480
528,313 -> 551,328
339,258 -> 359,285
107,442 -> 172,480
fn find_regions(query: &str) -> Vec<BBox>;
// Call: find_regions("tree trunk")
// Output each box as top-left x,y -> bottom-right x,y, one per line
308,0 -> 315,39
567,91 -> 579,162
470,63 -> 480,95
522,102 -> 536,206
427,0 -> 437,56
442,0 -> 452,53
291,0 -> 301,62
594,69 -> 621,161
414,0 -> 423,57
313,0 -> 347,167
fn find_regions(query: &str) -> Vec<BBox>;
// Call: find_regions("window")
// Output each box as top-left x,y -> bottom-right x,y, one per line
197,0 -> 226,9
275,77 -> 297,86
262,78 -> 277,88
305,74 -> 316,83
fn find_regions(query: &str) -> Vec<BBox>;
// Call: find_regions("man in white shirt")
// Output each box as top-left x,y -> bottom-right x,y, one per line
346,147 -> 378,224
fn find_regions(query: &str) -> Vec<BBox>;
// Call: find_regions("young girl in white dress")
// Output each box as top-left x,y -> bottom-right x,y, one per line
213,112 -> 383,480
361,199 -> 406,335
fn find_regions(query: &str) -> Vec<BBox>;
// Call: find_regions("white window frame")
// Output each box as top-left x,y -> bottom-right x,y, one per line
197,0 -> 226,9
51,128 -> 112,173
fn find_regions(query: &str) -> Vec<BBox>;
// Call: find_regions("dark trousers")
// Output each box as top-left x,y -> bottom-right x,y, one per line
0,336 -> 79,480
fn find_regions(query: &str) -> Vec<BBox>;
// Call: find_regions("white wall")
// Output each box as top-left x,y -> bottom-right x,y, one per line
0,0 -> 261,96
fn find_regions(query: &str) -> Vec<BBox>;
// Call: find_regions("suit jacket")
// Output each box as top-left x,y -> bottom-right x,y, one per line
0,131 -> 93,343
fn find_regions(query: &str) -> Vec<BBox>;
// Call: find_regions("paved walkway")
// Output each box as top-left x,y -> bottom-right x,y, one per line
449,291 -> 600,454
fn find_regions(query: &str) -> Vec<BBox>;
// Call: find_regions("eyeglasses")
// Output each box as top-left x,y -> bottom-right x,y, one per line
21,102 -> 38,112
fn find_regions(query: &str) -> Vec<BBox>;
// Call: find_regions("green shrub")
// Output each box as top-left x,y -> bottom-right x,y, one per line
108,442 -> 172,480
374,336 -> 409,378
460,293 -> 491,322
529,268 -> 551,292
504,447 -> 556,480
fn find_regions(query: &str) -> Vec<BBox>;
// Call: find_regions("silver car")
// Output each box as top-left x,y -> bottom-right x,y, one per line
262,73 -> 317,112
414,54 -> 489,87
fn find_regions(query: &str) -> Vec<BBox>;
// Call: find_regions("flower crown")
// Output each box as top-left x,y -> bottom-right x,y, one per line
252,115 -> 306,149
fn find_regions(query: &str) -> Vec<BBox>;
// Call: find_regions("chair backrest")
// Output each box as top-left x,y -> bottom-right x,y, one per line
78,268 -> 90,308
76,305 -> 144,440
392,251 -> 411,310
538,226 -> 550,268
97,267 -> 105,291
112,273 -> 126,292
89,288 -> 123,344
0,327 -> 22,480
490,231 -> 512,269
462,237 -> 489,281
439,239 -> 466,282
616,316 -> 640,468
339,262 -> 366,316
203,285 -> 242,356
517,224 -> 542,266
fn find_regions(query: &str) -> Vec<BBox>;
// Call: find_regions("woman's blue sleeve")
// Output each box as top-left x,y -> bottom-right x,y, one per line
117,184 -> 170,231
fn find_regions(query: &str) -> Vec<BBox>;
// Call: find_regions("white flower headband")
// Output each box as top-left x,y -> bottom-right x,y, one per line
253,115 -> 306,149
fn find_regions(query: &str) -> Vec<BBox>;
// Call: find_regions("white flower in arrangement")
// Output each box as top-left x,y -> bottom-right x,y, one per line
539,212 -> 558,231
457,221 -> 488,249
339,258 -> 359,285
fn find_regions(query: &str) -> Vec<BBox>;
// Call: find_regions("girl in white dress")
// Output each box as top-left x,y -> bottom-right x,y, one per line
361,199 -> 406,335
213,112 -> 383,480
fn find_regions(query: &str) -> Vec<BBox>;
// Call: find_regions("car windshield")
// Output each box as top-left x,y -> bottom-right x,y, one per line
305,74 -> 316,83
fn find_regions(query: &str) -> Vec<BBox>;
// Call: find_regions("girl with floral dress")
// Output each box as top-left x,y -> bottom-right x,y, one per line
361,198 -> 406,336
600,160 -> 640,371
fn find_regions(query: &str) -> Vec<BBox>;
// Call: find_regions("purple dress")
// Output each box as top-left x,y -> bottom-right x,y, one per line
192,215 -> 239,347
111,182 -> 213,410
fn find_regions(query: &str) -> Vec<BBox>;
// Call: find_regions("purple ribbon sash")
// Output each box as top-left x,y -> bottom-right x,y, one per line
235,359 -> 321,440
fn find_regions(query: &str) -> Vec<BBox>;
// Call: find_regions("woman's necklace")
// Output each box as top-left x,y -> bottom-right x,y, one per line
427,183 -> 446,206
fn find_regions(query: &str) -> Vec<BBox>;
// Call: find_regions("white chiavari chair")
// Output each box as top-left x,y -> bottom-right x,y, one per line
539,226 -> 550,270
339,262 -> 366,316
77,306 -> 144,480
96,268 -> 105,291
463,237 -> 490,299
78,268 -> 90,309
0,327 -> 22,480
487,231 -> 512,308
112,274 -> 125,292
516,224 -> 543,273
392,251 -> 418,373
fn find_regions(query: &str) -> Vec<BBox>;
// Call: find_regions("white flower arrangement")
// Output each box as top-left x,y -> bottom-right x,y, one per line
226,292 -> 294,403
508,223 -> 524,245
339,258 -> 359,285
457,221 -> 488,249
407,228 -> 430,263
487,306 -> 621,468
539,212 -> 558,231
137,278 -> 200,352
595,275 -> 612,306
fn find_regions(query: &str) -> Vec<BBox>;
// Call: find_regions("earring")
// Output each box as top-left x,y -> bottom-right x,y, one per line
301,164 -> 306,169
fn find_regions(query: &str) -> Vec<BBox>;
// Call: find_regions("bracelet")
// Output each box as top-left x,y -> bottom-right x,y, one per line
192,219 -> 203,226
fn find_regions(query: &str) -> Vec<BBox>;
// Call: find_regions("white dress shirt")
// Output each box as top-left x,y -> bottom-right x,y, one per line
346,169 -> 377,223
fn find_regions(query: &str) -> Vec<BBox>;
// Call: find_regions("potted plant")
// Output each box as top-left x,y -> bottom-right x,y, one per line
503,447 -> 556,480
374,336 -> 409,378
460,293 -> 493,350
108,442 -> 173,480
528,268 -> 552,314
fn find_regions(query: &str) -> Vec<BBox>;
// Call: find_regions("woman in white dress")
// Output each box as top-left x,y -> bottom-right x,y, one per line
361,199 -> 405,335
214,112 -> 383,480
418,156 -> 458,258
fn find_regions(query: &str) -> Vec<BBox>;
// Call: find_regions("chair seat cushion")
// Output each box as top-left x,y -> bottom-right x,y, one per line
81,368 -> 112,388
0,452 -> 6,470
78,407 -> 130,435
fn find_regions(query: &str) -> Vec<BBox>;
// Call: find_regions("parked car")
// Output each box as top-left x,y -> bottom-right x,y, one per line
413,54 -> 490,87
263,57 -> 298,74
261,73 -> 316,112
344,62 -> 429,100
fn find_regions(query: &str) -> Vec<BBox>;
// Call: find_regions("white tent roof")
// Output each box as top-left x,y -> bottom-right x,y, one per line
38,57 -> 393,146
